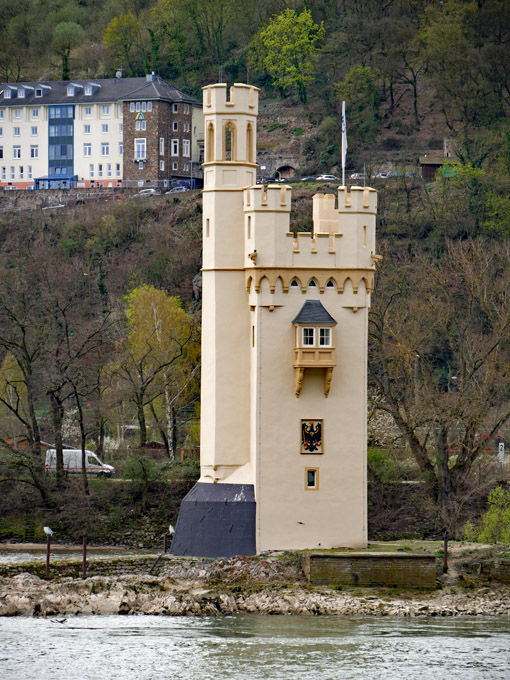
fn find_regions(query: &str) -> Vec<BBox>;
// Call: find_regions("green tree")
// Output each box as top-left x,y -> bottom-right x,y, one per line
252,8 -> 325,103
335,64 -> 381,144
52,21 -> 84,80
111,286 -> 199,459
104,12 -> 143,76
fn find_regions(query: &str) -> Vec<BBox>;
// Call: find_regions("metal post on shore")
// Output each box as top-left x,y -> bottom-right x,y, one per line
82,534 -> 87,579
442,526 -> 449,573
43,526 -> 53,578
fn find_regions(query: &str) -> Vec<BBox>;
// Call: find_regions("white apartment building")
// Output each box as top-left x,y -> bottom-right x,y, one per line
0,76 -> 203,190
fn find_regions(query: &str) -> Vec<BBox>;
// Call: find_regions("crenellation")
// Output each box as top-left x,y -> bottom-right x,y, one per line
337,186 -> 377,213
203,83 -> 260,115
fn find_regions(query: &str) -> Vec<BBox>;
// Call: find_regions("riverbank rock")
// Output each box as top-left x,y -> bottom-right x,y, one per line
1,555 -> 510,618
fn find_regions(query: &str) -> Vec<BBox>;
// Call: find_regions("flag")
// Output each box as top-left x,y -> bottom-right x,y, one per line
341,101 -> 348,185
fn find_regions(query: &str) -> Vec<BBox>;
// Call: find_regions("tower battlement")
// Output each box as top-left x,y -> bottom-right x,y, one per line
244,184 -> 292,212
203,83 -> 260,115
337,186 -> 377,213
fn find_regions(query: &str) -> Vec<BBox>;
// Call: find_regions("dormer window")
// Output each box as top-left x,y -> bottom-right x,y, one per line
292,300 -> 337,397
85,85 -> 92,95
67,86 -> 74,96
18,89 -> 25,98
35,89 -> 42,97
4,90 -> 11,99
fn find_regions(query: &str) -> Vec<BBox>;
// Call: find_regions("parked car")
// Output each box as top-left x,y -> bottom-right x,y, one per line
165,186 -> 188,194
300,176 -> 318,182
45,449 -> 115,477
316,174 -> 339,181
137,188 -> 160,196
385,171 -> 404,178
350,172 -> 367,180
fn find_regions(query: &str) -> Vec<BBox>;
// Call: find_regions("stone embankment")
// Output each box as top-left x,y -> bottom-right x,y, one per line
1,555 -> 510,618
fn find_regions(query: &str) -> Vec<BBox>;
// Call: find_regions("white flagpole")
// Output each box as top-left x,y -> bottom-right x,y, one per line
341,101 -> 348,186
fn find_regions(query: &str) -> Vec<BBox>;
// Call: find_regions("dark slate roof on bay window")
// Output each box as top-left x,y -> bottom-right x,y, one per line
0,75 -> 200,107
292,300 -> 337,325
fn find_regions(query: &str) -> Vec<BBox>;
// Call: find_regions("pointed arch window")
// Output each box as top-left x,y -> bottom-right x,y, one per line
223,121 -> 236,161
247,122 -> 254,163
206,123 -> 214,162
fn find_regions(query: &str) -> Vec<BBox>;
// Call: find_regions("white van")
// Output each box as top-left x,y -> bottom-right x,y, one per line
45,449 -> 115,477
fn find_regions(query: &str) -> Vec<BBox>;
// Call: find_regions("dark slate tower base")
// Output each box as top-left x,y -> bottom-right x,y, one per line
170,483 -> 256,557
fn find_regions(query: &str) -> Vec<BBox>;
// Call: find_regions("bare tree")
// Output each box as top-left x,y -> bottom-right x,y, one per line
369,239 -> 510,531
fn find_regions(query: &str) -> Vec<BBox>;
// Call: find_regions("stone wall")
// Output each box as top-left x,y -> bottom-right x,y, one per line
303,552 -> 437,589
0,187 -> 129,212
0,555 -> 168,579
480,558 -> 510,584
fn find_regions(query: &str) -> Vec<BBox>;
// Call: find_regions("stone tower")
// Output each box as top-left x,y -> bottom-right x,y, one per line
171,84 -> 379,556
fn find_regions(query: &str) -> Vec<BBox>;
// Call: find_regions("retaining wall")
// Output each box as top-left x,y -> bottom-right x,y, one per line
303,552 -> 437,588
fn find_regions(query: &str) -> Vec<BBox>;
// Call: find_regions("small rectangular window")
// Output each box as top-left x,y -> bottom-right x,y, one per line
28,165 -> 32,179
102,105 -> 110,116
31,126 -> 38,136
159,137 -> 164,155
130,102 -> 135,112
173,121 -> 178,131
19,166 -> 23,179
0,147 -> 3,159
119,123 -> 123,133
119,142 -> 123,156
14,109 -> 21,119
101,142 -> 109,156
136,102 -> 140,112
172,139 -> 179,156
85,85 -> 92,96
142,101 -> 146,112
85,106 -> 92,117
116,163 -> 120,177
302,327 -> 315,346
173,103 -> 178,113
84,124 -> 91,134
35,89 -> 42,97
83,144 -> 91,157
30,145 -> 38,158
1,167 -> 6,180
98,163 -> 103,177
172,161 -> 178,171
305,468 -> 319,490
89,164 -> 94,178
0,128 -> 2,137
102,124 -> 109,133
159,160 -> 164,171
319,328 -> 332,347
13,127 -> 20,136
147,101 -> 152,112
32,108 -> 39,118
13,146 -> 21,159
107,163 -> 112,177
183,139 -> 190,157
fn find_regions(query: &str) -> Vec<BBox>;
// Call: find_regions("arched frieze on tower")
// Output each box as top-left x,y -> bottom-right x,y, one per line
245,269 -> 375,296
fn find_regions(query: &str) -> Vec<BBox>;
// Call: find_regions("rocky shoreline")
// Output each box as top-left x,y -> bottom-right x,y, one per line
1,554 -> 510,618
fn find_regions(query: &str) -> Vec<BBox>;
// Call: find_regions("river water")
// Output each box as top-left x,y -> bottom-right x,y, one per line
1,615 -> 509,679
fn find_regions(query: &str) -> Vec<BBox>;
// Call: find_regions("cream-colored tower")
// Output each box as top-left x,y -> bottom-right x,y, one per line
172,84 -> 378,557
